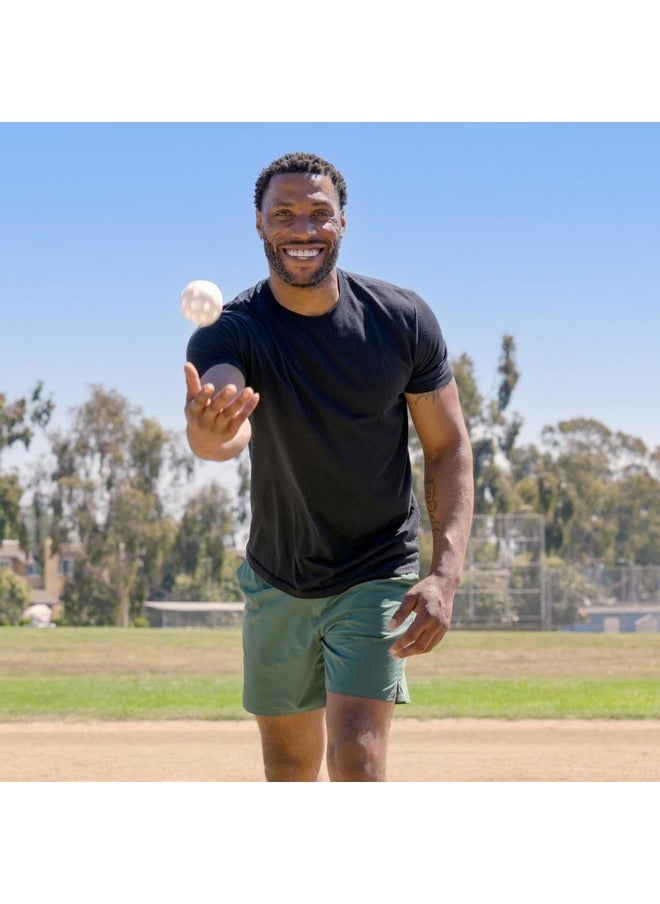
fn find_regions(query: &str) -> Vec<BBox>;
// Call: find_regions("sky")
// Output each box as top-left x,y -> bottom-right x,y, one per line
1,122 -> 658,495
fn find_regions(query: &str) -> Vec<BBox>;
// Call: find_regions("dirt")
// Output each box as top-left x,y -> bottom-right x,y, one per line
2,718 -> 659,781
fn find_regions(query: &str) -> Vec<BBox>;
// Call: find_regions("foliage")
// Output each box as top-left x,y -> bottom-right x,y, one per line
169,483 -> 234,583
47,386 -> 195,625
60,559 -> 118,626
0,383 -> 54,543
0,382 -> 54,459
0,474 -> 23,544
0,569 -> 31,625
545,557 -> 601,627
167,550 -> 245,603
456,334 -> 523,515
511,419 -> 660,564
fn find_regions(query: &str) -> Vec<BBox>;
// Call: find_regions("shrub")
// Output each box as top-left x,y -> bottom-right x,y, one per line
0,569 -> 32,625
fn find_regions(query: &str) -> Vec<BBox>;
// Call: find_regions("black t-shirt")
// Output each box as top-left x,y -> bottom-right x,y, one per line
186,269 -> 453,598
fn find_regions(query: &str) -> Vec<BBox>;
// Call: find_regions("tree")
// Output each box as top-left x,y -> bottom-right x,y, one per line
511,419 -> 660,565
48,385 -> 193,625
166,482 -> 238,599
452,335 -> 523,515
0,382 -> 54,461
0,474 -> 23,544
0,383 -> 54,542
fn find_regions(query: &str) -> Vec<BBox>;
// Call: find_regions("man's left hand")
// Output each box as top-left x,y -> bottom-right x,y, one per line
388,575 -> 456,658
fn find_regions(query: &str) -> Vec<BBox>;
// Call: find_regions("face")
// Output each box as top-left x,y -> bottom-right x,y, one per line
256,173 -> 345,289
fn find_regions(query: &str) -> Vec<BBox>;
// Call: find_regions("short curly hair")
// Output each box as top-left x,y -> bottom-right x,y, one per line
254,152 -> 348,211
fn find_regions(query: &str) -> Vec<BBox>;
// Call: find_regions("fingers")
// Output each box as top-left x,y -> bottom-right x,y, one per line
186,376 -> 259,445
184,362 -> 202,401
389,587 -> 450,659
389,597 -> 415,631
390,625 -> 444,659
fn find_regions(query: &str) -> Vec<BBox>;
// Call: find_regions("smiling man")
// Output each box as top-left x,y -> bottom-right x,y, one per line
258,169 -> 345,296
184,152 -> 474,782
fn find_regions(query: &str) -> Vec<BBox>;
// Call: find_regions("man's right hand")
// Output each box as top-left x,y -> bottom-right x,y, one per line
184,361 -> 259,461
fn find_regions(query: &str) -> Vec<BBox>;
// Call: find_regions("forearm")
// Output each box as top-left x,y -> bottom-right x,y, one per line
424,437 -> 474,586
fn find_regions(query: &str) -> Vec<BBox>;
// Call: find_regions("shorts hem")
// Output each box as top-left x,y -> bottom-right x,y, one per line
243,701 -> 327,717
326,686 -> 411,705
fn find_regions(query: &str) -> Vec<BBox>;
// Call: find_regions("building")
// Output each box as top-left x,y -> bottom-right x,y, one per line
0,537 -> 82,620
577,602 -> 660,633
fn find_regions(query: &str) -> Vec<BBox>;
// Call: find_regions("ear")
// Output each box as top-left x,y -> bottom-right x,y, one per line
256,209 -> 264,239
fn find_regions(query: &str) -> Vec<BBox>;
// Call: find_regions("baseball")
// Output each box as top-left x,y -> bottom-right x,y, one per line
180,280 -> 223,326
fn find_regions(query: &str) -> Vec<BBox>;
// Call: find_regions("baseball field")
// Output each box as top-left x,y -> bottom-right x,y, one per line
1,627 -> 659,781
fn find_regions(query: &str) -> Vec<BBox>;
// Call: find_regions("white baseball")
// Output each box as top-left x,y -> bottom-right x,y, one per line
180,280 -> 223,326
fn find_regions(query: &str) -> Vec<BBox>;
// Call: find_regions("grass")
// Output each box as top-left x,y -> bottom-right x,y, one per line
0,626 -> 659,722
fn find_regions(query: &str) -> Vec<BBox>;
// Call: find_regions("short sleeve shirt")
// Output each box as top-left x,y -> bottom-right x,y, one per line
187,269 -> 453,597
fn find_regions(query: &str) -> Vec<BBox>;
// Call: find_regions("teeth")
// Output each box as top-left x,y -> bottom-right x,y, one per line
286,248 -> 320,258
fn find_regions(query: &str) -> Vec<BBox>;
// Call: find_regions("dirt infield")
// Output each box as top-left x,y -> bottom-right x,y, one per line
2,718 -> 659,781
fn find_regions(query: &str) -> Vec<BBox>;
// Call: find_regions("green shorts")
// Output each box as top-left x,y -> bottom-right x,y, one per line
237,560 -> 418,716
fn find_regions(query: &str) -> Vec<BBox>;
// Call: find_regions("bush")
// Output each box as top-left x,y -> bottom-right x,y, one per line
0,569 -> 32,625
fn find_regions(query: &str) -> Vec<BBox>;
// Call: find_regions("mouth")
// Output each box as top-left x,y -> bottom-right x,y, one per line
283,246 -> 323,261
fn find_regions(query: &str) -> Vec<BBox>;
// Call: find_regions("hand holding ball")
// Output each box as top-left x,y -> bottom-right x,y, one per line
180,280 -> 223,326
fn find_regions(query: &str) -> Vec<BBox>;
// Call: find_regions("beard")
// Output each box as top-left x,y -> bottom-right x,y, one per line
262,234 -> 342,288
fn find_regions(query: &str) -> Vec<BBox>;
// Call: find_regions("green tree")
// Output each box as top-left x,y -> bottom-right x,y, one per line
49,385 -> 193,625
166,482 -> 237,599
0,568 -> 31,625
452,335 -> 522,515
0,382 -> 54,461
512,419 -> 659,565
0,383 -> 54,542
0,474 -> 23,544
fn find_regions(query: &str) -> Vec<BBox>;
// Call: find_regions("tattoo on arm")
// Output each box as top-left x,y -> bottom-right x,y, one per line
425,476 -> 442,541
410,388 -> 444,408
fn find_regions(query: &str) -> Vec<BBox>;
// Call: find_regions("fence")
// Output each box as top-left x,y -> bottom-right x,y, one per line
453,514 -> 660,630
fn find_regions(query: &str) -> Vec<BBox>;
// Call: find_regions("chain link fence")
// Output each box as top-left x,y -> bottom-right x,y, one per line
453,514 -> 660,630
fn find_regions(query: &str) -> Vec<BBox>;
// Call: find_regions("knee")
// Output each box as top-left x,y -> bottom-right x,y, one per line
263,753 -> 320,782
326,733 -> 387,782
261,740 -> 323,781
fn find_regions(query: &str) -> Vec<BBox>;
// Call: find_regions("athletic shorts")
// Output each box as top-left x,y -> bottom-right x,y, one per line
237,560 -> 418,716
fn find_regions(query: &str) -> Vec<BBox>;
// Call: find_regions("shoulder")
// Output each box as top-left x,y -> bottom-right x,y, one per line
339,270 -> 441,330
340,269 -> 416,298
340,270 -> 431,311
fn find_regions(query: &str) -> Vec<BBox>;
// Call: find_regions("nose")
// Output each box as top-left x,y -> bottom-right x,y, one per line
287,214 -> 318,239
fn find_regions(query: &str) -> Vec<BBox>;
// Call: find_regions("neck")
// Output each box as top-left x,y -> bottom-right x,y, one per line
268,270 -> 340,316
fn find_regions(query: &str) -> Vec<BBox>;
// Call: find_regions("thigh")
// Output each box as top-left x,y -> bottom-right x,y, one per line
322,575 -> 418,704
239,561 -> 326,715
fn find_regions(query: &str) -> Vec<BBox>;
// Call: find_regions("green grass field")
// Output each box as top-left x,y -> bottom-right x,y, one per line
1,627 -> 659,722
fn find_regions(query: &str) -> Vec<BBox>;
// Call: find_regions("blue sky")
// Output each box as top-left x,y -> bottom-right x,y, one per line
1,122 -> 658,491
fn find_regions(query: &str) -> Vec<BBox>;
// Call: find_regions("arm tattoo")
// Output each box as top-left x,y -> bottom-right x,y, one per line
410,388 -> 444,408
425,476 -> 442,540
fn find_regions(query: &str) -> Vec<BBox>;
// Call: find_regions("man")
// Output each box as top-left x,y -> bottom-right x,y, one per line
184,152 -> 474,781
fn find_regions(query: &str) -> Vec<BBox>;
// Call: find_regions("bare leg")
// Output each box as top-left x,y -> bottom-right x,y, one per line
255,709 -> 326,781
325,692 -> 395,782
